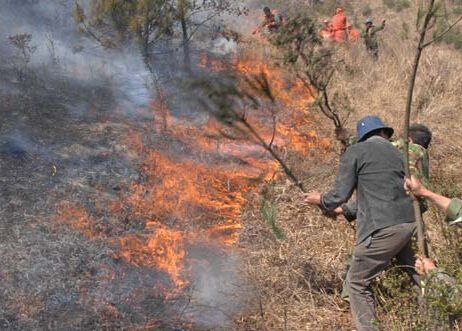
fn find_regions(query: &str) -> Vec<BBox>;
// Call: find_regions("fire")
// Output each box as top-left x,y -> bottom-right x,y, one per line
115,221 -> 187,289
53,49 -> 332,299
55,201 -> 97,238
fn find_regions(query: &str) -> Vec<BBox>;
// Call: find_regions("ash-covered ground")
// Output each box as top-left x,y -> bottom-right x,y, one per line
0,2 -> 254,330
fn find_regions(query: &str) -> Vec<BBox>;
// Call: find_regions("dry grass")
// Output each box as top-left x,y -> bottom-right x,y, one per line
235,1 -> 462,330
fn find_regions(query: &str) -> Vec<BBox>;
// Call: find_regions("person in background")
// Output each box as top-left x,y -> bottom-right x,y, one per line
331,7 -> 348,43
361,18 -> 386,59
252,6 -> 283,35
320,19 -> 334,40
347,24 -> 360,42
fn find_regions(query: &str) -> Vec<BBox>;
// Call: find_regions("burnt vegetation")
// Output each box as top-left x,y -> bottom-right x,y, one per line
1,0 -> 462,331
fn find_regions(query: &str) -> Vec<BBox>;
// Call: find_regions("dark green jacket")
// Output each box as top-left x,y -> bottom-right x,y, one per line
361,24 -> 385,50
321,136 -> 415,244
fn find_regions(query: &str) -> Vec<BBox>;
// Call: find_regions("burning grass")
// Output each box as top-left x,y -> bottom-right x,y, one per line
2,1 -> 462,330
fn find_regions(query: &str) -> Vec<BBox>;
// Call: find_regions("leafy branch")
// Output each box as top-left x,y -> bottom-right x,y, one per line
271,16 -> 352,132
190,73 -> 306,193
422,14 -> 462,48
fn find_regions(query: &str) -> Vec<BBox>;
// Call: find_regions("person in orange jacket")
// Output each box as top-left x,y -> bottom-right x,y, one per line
347,24 -> 360,42
320,19 -> 334,41
331,7 -> 347,43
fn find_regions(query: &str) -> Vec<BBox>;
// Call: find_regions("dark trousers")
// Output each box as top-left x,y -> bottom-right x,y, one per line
367,47 -> 379,60
347,222 -> 417,331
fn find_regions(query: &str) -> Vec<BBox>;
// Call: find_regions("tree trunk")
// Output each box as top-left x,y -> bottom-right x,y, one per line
403,0 -> 436,257
180,16 -> 191,70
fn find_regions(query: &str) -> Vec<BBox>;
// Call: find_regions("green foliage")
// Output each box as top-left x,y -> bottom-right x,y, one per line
383,0 -> 411,13
312,0 -> 337,17
395,0 -> 411,12
445,29 -> 462,49
271,15 -> 351,129
400,21 -> 410,40
374,264 -> 462,330
424,274 -> 462,320
383,0 -> 395,10
84,0 -> 172,47
261,198 -> 285,240
74,0 -> 246,62
311,0 -> 353,17
434,18 -> 462,50
361,4 -> 372,17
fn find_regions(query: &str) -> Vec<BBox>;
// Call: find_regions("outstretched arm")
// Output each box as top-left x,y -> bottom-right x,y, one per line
404,176 -> 451,211
305,149 -> 357,211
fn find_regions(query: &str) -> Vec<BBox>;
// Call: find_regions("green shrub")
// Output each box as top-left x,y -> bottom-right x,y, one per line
443,28 -> 462,50
382,0 -> 411,12
383,0 -> 395,10
395,0 -> 411,12
433,16 -> 462,50
361,4 -> 372,17
400,21 -> 410,40
314,0 -> 353,17
260,198 -> 285,240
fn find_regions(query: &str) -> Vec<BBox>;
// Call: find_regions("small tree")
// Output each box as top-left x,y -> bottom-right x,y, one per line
8,33 -> 37,82
191,73 -> 306,192
271,16 -> 352,147
74,0 -> 173,63
167,0 -> 246,69
74,0 -> 245,70
402,0 -> 462,257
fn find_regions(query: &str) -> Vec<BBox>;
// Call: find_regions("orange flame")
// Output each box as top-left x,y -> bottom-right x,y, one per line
53,52 -> 332,295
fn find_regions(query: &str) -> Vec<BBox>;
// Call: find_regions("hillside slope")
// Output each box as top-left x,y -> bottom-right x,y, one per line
236,1 -> 462,330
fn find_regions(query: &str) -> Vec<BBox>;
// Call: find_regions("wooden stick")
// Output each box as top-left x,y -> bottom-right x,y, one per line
403,0 -> 437,257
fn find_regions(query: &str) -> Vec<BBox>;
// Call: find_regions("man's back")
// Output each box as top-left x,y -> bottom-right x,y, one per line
322,136 -> 415,243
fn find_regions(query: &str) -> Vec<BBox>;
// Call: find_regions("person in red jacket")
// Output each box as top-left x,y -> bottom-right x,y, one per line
320,19 -> 334,41
331,7 -> 347,43
347,24 -> 360,42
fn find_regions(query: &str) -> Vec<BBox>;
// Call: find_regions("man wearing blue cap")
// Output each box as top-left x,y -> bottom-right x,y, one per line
305,116 -> 416,331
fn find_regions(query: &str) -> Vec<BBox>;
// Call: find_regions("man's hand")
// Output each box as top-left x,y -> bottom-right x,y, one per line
304,191 -> 322,205
382,19 -> 386,26
404,175 -> 424,197
323,206 -> 344,219
415,256 -> 436,275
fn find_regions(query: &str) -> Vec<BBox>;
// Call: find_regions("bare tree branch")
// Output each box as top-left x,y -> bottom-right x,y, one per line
422,15 -> 462,48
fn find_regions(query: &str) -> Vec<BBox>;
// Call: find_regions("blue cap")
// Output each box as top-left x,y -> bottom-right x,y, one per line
356,116 -> 394,142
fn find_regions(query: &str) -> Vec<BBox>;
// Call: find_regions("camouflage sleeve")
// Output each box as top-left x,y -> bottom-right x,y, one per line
274,14 -> 282,26
446,198 -> 462,225
421,150 -> 430,184
392,140 -> 429,187
411,145 -> 429,187
371,24 -> 385,34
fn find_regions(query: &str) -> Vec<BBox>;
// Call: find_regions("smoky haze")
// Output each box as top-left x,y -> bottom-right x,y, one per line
0,1 -> 255,330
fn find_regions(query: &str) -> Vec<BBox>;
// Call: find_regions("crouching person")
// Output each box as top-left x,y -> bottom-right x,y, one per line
305,116 -> 416,331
